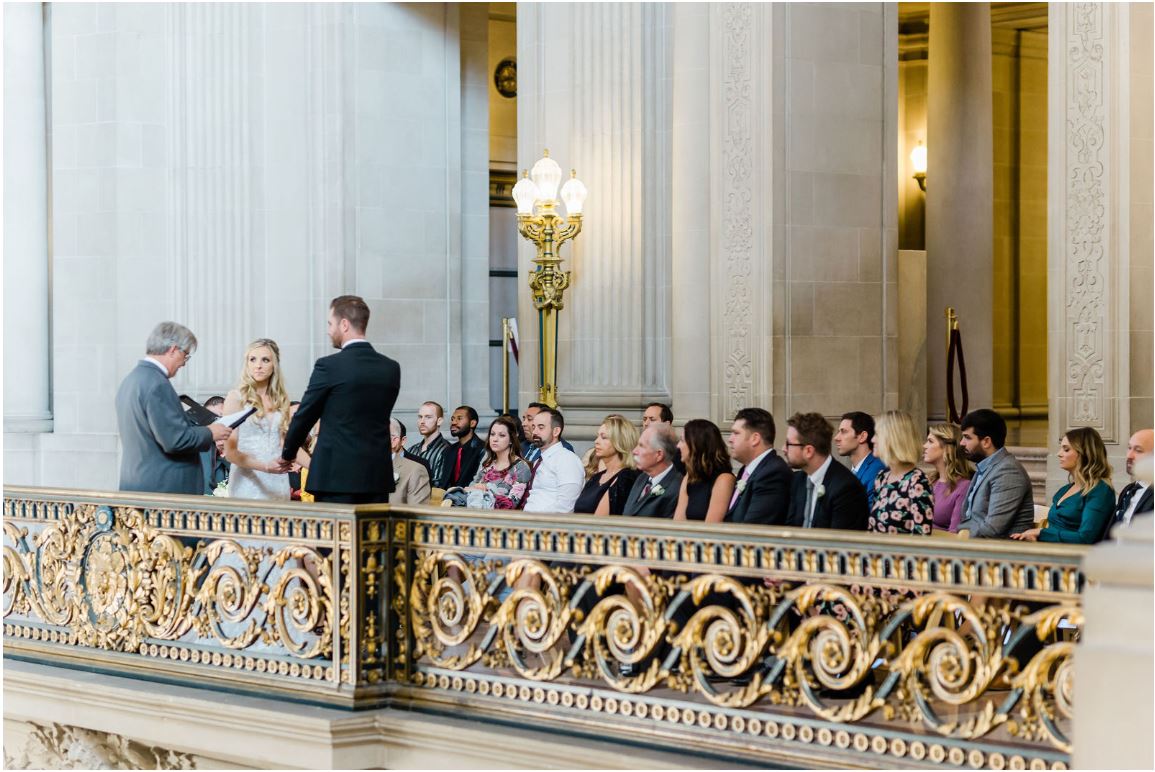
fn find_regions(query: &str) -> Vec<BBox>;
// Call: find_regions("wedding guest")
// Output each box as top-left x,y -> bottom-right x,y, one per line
575,415 -> 640,515
222,338 -> 306,501
672,419 -> 735,523
447,405 -> 486,489
201,395 -> 230,494
923,423 -> 974,533
522,402 -> 576,464
725,408 -> 792,525
116,322 -> 231,494
622,424 -> 683,517
835,411 -> 887,508
1012,428 -> 1114,544
389,418 -> 431,505
642,402 -> 673,430
459,415 -> 533,509
783,412 -> 869,531
1108,428 -> 1154,534
408,401 -> 452,489
868,411 -> 934,535
523,408 -> 585,513
957,409 -> 1035,538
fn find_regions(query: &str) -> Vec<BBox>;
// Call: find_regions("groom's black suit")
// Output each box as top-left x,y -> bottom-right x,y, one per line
282,341 -> 401,503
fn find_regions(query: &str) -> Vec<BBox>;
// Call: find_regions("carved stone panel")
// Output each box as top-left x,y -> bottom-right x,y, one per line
4,722 -> 197,770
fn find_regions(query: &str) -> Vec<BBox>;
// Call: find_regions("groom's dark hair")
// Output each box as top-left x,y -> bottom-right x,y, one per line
331,295 -> 370,332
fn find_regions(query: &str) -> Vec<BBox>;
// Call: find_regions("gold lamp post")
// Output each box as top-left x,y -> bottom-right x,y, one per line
511,150 -> 588,408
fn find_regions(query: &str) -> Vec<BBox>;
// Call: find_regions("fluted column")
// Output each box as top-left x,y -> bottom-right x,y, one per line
517,3 -> 672,432
926,2 -> 994,420
3,3 -> 53,433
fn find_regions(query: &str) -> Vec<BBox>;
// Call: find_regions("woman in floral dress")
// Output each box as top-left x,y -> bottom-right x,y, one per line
869,411 -> 935,535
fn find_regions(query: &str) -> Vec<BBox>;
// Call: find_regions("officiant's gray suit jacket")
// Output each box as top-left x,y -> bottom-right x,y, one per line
116,361 -> 213,494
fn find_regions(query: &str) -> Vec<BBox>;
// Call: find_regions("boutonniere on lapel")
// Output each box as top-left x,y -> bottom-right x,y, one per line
650,484 -> 666,497
393,470 -> 401,483
814,483 -> 825,499
735,479 -> 747,496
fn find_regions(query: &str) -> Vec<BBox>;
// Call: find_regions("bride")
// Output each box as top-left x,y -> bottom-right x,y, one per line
222,338 -> 305,500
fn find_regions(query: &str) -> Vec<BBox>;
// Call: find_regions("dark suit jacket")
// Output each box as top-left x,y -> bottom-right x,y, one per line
282,342 -> 401,496
786,459 -> 870,531
726,450 -> 793,525
447,435 -> 487,489
1105,482 -> 1154,539
116,361 -> 214,494
622,466 -> 684,517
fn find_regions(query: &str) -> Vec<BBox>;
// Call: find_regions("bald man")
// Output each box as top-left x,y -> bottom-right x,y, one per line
1109,428 -> 1154,534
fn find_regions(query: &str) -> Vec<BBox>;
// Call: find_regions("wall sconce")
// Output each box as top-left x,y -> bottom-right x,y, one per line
910,140 -> 927,192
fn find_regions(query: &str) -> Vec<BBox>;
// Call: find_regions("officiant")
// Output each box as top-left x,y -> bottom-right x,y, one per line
115,322 -> 232,494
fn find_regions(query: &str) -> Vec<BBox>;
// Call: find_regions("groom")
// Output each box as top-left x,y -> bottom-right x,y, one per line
280,295 -> 401,503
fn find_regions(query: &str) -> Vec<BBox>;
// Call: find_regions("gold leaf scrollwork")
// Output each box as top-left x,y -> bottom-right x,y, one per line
1009,605 -> 1081,753
495,559 -> 572,680
577,566 -> 667,693
197,540 -> 267,649
410,551 -> 488,670
268,545 -> 333,659
672,574 -> 771,708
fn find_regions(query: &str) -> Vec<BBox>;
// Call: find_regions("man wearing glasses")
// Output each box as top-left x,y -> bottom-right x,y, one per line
115,321 -> 232,494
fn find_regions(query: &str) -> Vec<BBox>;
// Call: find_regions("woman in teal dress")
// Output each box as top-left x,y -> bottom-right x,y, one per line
1012,427 -> 1114,544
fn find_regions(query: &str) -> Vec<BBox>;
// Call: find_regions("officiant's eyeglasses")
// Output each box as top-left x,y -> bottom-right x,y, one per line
181,349 -> 192,363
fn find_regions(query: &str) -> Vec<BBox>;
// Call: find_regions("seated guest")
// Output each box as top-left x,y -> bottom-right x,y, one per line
869,411 -> 934,535
1108,428 -> 1154,534
1012,427 -> 1115,544
642,402 -> 673,430
725,407 -> 792,525
783,412 -> 869,531
521,401 -> 575,464
835,411 -> 888,508
454,415 -> 533,509
673,419 -> 736,523
201,395 -> 230,494
523,407 -> 585,513
447,405 -> 486,489
622,424 -> 683,517
923,423 -> 974,533
407,401 -> 452,489
957,408 -> 1035,538
389,418 -> 431,505
575,415 -> 640,515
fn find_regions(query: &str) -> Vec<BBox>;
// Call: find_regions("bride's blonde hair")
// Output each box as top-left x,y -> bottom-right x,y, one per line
237,338 -> 292,431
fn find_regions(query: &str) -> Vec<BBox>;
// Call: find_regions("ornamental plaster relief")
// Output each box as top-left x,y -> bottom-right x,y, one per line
4,721 -> 197,770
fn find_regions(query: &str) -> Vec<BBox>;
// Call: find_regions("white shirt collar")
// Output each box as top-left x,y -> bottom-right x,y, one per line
342,338 -> 369,348
649,464 -> 674,487
743,448 -> 774,477
808,455 -> 833,487
142,357 -> 171,378
851,452 -> 870,473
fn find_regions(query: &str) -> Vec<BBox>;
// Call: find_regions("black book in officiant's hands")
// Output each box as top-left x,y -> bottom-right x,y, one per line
179,395 -> 257,429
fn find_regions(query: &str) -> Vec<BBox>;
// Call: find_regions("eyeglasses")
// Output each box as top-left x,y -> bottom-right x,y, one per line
183,350 -> 192,362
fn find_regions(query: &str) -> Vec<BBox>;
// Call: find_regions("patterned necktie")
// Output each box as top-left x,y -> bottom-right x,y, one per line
641,479 -> 653,499
1115,482 -> 1139,523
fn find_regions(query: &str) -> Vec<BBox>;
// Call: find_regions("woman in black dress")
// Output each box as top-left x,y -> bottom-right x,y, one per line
573,414 -> 641,515
673,419 -> 736,523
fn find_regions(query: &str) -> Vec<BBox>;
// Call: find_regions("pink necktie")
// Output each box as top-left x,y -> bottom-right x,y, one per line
729,467 -> 751,510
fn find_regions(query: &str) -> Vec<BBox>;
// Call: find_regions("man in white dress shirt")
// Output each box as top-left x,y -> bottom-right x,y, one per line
523,407 -> 585,514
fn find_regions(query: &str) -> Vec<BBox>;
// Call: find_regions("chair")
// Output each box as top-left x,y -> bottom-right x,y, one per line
429,487 -> 445,506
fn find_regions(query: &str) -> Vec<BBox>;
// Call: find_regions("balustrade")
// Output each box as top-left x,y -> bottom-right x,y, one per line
3,487 -> 1084,768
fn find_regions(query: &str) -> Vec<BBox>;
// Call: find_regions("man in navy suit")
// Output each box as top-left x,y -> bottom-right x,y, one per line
725,407 -> 792,525
783,412 -> 869,531
281,296 -> 401,504
116,322 -> 232,494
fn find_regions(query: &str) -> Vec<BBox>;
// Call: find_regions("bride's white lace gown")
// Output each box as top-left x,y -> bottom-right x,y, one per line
226,410 -> 291,501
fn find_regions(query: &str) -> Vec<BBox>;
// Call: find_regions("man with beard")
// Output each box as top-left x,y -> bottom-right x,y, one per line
956,408 -> 1035,538
522,407 -> 584,514
447,405 -> 486,489
407,401 -> 452,489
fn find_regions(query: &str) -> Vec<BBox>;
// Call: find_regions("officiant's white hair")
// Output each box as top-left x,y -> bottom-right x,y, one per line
145,322 -> 197,356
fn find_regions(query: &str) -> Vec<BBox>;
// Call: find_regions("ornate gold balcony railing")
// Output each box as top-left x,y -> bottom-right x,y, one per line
3,487 -> 1085,769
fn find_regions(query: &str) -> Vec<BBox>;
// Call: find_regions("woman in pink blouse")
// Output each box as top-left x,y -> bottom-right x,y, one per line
922,422 -> 974,532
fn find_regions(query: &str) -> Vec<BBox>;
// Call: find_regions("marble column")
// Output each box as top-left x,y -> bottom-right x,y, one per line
517,3 -> 673,436
1047,2 -> 1149,491
3,3 -> 53,433
926,2 -> 994,421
